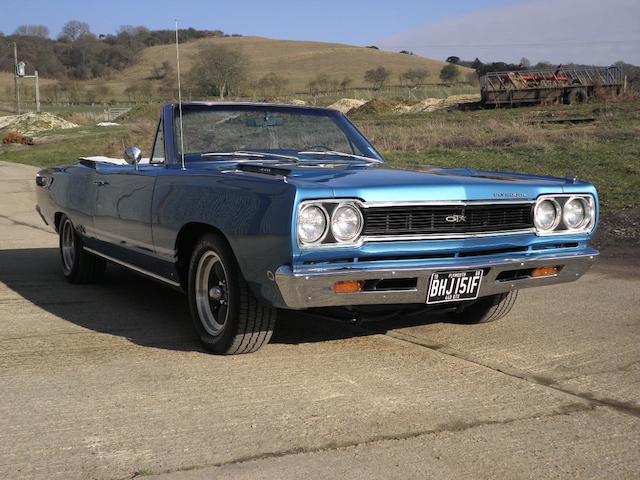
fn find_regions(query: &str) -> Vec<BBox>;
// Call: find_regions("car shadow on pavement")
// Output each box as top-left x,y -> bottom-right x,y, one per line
0,248 -> 448,353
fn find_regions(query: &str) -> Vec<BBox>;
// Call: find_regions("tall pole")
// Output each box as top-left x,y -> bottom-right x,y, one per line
35,71 -> 41,113
13,42 -> 20,115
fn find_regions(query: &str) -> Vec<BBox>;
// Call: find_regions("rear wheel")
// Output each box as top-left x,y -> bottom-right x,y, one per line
187,234 -> 277,354
448,291 -> 518,324
58,215 -> 105,283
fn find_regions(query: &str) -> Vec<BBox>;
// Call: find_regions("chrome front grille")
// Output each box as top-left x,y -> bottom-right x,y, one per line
362,203 -> 534,238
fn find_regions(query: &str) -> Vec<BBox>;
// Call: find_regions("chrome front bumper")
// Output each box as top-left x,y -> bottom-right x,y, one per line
275,248 -> 598,309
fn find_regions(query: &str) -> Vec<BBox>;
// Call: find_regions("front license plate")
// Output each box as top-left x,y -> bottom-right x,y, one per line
426,269 -> 483,304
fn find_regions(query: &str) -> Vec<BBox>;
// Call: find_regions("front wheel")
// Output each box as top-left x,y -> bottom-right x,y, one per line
448,290 -> 518,324
59,215 -> 105,284
187,234 -> 277,354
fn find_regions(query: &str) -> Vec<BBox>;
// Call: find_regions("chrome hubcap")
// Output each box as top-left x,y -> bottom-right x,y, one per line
195,251 -> 229,336
61,220 -> 76,273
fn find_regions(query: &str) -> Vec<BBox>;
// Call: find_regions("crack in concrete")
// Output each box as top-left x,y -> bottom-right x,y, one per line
367,326 -> 640,419
136,402 -> 596,479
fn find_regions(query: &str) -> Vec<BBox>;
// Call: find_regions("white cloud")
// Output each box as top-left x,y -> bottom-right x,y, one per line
379,0 -> 640,65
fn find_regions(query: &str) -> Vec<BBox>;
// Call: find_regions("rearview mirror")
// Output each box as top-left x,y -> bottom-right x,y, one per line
124,146 -> 142,167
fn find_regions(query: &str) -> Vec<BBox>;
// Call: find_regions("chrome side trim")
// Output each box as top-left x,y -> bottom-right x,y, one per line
83,247 -> 181,287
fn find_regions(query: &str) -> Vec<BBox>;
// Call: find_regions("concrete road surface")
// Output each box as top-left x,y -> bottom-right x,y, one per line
1,160 -> 639,479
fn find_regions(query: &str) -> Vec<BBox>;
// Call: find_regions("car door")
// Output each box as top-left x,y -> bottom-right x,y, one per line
92,120 -> 166,261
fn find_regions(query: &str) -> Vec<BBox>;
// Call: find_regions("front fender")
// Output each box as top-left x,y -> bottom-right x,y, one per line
152,169 -> 296,305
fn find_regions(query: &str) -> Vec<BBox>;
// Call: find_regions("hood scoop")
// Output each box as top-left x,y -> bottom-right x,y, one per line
239,163 -> 292,176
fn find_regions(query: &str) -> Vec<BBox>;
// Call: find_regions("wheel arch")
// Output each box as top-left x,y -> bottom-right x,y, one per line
172,221 -> 289,308
53,211 -> 64,233
174,222 -> 231,288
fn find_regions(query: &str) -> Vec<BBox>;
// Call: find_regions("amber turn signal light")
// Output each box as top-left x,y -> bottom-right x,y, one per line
531,266 -> 560,278
334,280 -> 364,293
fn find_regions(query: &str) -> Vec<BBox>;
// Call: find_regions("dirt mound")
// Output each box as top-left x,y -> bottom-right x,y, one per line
348,98 -> 400,116
0,112 -> 78,135
327,98 -> 366,114
395,94 -> 481,113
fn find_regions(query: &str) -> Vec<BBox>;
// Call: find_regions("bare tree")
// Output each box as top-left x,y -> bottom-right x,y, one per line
13,25 -> 50,38
520,57 -> 531,68
364,66 -> 390,90
400,68 -> 430,88
58,21 -> 92,42
188,44 -> 248,99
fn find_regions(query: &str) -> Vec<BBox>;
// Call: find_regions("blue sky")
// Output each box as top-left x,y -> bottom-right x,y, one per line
2,0 -> 638,63
1,0 -> 513,45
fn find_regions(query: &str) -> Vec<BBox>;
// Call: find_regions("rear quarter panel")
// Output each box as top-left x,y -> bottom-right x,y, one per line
36,163 -> 96,233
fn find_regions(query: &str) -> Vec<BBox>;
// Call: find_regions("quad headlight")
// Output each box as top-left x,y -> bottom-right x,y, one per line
534,195 -> 595,235
563,197 -> 591,230
297,200 -> 364,247
534,199 -> 561,232
331,204 -> 363,242
298,205 -> 328,244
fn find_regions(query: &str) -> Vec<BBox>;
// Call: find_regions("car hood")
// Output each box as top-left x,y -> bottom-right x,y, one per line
278,163 -> 583,202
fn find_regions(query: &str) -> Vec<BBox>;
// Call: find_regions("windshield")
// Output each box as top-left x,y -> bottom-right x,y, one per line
175,105 -> 382,162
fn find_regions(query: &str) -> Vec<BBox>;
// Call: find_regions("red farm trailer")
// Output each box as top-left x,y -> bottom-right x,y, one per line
480,65 -> 625,106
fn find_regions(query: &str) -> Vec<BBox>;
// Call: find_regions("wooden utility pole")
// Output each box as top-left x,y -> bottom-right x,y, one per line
13,42 -> 20,114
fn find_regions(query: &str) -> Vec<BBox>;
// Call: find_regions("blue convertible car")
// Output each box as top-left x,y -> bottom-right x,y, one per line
35,102 -> 598,354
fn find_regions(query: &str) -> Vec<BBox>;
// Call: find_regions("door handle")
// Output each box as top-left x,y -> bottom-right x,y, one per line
93,180 -> 109,186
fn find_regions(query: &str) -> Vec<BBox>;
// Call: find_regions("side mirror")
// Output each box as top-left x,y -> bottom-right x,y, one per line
124,146 -> 142,167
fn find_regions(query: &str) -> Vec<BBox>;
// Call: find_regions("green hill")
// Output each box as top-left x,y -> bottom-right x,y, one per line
120,36 -> 471,92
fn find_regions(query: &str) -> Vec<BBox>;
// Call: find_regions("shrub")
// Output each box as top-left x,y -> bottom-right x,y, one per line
3,131 -> 34,145
440,63 -> 460,83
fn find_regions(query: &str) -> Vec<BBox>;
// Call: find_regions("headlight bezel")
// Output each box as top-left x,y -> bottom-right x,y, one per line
297,199 -> 364,248
534,194 -> 596,236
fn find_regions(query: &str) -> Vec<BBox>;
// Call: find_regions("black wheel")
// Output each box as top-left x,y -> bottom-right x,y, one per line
187,233 -> 277,354
564,88 -> 588,105
448,291 -> 518,324
58,215 -> 105,284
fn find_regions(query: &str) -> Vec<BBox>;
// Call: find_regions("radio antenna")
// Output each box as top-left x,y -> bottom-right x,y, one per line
175,20 -> 186,170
